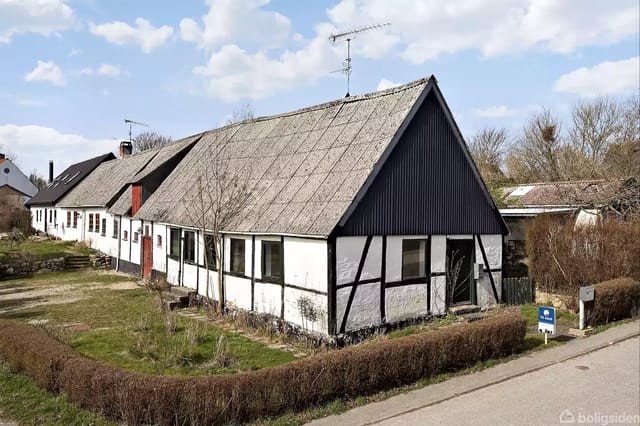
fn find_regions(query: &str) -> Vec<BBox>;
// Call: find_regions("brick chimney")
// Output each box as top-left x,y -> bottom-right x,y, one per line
49,160 -> 54,183
119,141 -> 133,158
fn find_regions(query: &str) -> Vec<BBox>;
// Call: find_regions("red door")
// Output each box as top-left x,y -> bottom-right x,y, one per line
142,236 -> 153,279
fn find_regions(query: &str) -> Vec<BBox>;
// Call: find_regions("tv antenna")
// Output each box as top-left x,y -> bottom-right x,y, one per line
329,22 -> 391,97
124,118 -> 148,143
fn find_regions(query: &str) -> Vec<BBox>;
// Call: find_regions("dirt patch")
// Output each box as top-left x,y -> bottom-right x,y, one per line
0,271 -> 141,315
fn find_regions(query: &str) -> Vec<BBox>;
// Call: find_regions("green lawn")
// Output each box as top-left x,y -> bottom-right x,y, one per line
520,303 -> 579,327
0,239 -> 95,264
0,270 -> 297,376
0,363 -> 115,426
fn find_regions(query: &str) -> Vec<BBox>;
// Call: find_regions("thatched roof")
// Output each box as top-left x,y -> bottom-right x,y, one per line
134,77 -> 431,237
57,136 -> 197,208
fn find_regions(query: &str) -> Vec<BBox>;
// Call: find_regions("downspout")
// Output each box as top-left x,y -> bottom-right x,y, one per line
116,215 -> 121,272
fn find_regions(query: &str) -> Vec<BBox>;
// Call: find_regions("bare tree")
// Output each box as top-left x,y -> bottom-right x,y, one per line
604,95 -> 640,178
567,96 -> 622,179
226,103 -> 255,125
132,131 -> 173,153
29,170 -> 48,190
0,144 -> 17,163
469,127 -> 508,184
506,108 -> 563,183
186,143 -> 251,314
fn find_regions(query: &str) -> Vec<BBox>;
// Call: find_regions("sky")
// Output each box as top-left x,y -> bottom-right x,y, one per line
0,0 -> 638,177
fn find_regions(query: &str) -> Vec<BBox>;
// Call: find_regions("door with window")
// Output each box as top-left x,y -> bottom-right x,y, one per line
446,239 -> 475,306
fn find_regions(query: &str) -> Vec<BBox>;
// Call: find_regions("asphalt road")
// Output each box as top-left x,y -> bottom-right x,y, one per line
379,337 -> 640,426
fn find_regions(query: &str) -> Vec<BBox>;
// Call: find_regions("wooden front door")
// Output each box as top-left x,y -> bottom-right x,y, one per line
142,236 -> 153,279
446,239 -> 474,306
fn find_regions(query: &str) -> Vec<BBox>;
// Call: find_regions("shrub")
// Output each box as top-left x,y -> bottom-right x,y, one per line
587,278 -> 640,326
526,215 -> 640,307
0,312 -> 526,424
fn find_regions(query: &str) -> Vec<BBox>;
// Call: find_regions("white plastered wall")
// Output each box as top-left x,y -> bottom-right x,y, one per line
475,234 -> 502,307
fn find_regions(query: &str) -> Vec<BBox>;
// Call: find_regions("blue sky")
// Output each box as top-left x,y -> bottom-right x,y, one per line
1,0 -> 638,177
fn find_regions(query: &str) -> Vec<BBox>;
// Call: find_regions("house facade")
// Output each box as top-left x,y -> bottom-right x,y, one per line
0,153 -> 38,232
127,76 -> 507,336
27,153 -> 115,236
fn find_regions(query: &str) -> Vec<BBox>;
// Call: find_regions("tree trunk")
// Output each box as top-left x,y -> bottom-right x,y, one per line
216,235 -> 224,314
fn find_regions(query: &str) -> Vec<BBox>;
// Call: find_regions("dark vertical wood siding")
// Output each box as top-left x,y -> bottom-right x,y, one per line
337,92 -> 505,236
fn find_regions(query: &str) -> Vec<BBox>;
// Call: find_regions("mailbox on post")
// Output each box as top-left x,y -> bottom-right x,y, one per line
579,285 -> 595,330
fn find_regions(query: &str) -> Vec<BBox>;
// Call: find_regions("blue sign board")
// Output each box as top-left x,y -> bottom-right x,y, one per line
538,306 -> 556,335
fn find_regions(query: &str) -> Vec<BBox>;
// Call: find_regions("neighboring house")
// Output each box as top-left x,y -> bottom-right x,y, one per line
54,137 -> 199,260
26,153 -> 116,235
120,75 -> 507,336
0,153 -> 38,232
500,178 -> 639,275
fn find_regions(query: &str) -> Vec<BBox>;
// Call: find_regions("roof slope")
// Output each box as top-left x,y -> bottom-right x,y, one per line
0,158 -> 38,198
136,77 -> 438,236
57,136 -> 197,208
503,179 -> 633,207
26,153 -> 114,206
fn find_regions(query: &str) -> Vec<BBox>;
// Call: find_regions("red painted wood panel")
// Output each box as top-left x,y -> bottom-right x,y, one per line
142,236 -> 152,279
131,184 -> 142,216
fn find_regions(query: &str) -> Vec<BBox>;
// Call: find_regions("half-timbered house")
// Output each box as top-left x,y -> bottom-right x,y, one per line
129,76 -> 508,336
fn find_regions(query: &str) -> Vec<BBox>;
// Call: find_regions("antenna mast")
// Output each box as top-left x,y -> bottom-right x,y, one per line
329,22 -> 391,97
124,118 -> 149,143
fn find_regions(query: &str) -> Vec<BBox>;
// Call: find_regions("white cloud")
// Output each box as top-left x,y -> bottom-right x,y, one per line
89,18 -> 173,53
180,0 -> 290,49
0,0 -> 75,43
325,0 -> 639,64
24,60 -> 65,86
553,57 -> 640,97
376,78 -> 400,91
68,48 -> 82,57
16,99 -> 46,108
474,105 -> 516,117
78,64 -> 123,77
192,23 -> 342,101
0,124 -> 115,176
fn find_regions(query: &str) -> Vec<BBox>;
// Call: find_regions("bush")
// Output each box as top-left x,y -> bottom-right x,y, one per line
0,312 -> 526,424
587,278 -> 640,326
526,215 -> 640,307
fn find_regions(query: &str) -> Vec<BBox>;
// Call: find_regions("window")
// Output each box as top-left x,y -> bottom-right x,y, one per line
157,235 -> 162,248
95,214 -> 100,234
66,211 -> 71,227
133,232 -> 139,243
183,231 -> 195,263
169,228 -> 180,259
123,230 -> 128,241
261,240 -> 282,281
230,238 -> 245,274
49,210 -> 53,223
112,219 -> 119,238
53,210 -> 57,225
88,214 -> 94,232
144,225 -> 150,236
101,219 -> 106,237
204,234 -> 217,270
402,239 -> 428,280
73,212 -> 78,228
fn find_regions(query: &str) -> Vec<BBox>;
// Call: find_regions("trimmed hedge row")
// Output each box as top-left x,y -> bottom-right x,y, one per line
0,313 -> 526,425
588,278 -> 640,326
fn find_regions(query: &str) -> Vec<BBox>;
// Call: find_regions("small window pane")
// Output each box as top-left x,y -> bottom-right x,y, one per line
112,220 -> 119,238
157,235 -> 162,247
262,241 -> 282,281
184,231 -> 195,263
205,234 -> 217,270
169,228 -> 180,259
402,239 -> 427,280
230,238 -> 245,274
101,219 -> 106,236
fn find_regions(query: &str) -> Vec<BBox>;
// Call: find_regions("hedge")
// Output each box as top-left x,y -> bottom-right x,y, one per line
587,278 -> 640,326
0,312 -> 526,425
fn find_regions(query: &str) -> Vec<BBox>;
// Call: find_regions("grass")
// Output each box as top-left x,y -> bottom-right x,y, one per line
520,303 -> 579,327
0,239 -> 95,264
0,270 -> 297,376
0,363 -> 115,426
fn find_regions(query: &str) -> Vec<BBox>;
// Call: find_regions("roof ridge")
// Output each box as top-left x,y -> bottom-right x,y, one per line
511,178 -> 626,187
194,75 -> 434,136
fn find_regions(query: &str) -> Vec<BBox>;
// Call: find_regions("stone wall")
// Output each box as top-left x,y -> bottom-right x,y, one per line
90,254 -> 112,269
0,257 -> 66,280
